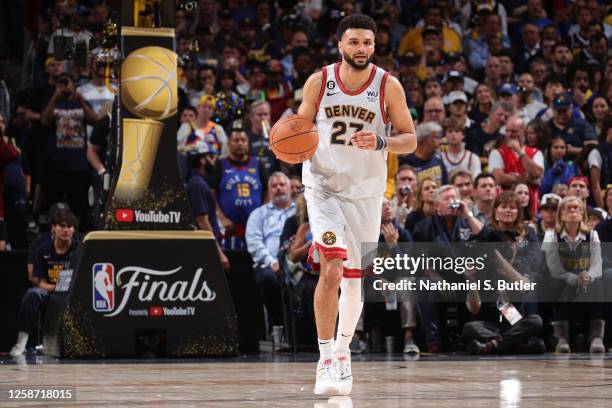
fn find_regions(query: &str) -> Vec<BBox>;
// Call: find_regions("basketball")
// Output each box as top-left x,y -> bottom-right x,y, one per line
121,46 -> 178,120
269,114 -> 319,164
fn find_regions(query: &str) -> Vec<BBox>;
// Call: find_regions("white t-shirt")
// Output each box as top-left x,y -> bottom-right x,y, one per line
588,149 -> 602,169
488,148 -> 545,171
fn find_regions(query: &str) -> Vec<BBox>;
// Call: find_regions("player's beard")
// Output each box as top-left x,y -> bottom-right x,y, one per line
343,52 -> 373,70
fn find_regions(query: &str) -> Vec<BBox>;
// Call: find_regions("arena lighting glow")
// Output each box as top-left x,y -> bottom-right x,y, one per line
499,378 -> 522,407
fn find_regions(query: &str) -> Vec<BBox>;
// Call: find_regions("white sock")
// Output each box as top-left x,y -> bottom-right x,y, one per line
318,338 -> 334,359
334,278 -> 363,354
16,332 -> 28,348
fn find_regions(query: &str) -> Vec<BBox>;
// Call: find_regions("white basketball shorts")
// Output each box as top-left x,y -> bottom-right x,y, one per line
304,187 -> 383,278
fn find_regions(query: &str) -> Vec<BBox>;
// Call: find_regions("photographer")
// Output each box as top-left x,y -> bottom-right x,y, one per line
47,2 -> 93,62
412,185 -> 485,351
391,165 -> 417,226
516,73 -> 547,122
40,73 -> 97,227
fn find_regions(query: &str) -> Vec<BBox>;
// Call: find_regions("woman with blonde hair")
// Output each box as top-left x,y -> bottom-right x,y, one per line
404,177 -> 440,233
542,196 -> 604,353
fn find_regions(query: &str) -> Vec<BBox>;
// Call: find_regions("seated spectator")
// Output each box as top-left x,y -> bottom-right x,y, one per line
524,118 -> 550,152
177,95 -> 228,156
541,136 -> 580,195
587,208 -> 608,230
542,196 -> 605,353
9,210 -> 78,356
465,101 -> 512,165
533,193 -> 561,241
412,185 -> 485,351
587,115 -> 612,209
378,199 -> 418,354
211,126 -> 267,250
441,117 -> 481,179
398,122 -> 447,185
450,170 -> 474,204
547,93 -> 597,158
489,116 -> 544,214
422,96 -> 445,125
514,182 -> 536,226
516,73 -> 548,121
186,142 -> 228,269
471,173 -> 499,225
567,176 -> 591,206
468,83 -> 497,127
246,172 -> 295,331
398,5 -> 462,58
404,177 -> 439,233
464,231 -> 544,355
391,165 -> 418,227
587,96 -> 609,138
445,91 -> 475,130
464,11 -> 510,73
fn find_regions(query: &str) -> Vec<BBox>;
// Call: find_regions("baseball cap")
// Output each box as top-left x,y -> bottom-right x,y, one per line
588,207 -> 608,221
198,94 -> 216,107
498,83 -> 518,96
445,52 -> 462,63
553,93 -> 572,109
446,91 -> 468,105
189,141 -> 219,156
541,193 -> 561,209
422,25 -> 441,37
443,70 -> 463,83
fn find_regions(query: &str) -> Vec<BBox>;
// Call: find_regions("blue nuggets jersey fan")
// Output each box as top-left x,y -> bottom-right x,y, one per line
218,157 -> 263,248
304,63 -> 391,277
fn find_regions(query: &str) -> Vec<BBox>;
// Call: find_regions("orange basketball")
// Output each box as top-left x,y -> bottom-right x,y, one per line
269,114 -> 319,164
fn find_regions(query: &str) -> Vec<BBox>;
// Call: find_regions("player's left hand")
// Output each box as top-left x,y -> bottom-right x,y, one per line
350,130 -> 377,150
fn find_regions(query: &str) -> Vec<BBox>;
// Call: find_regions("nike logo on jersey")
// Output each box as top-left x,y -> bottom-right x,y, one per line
326,91 -> 340,96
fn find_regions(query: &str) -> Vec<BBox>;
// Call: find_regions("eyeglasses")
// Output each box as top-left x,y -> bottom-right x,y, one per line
424,109 -> 444,114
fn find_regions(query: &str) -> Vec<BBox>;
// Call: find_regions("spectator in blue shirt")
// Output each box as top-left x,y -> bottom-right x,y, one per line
547,93 -> 597,158
399,122 -> 448,186
246,171 -> 296,329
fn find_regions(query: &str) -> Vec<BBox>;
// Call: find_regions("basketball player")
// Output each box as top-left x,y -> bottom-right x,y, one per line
298,14 -> 417,395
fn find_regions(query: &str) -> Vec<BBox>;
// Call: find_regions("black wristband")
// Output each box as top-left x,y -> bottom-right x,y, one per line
375,135 -> 386,150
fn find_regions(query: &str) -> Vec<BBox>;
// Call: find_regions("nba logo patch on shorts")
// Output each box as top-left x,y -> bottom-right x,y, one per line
93,263 -> 115,312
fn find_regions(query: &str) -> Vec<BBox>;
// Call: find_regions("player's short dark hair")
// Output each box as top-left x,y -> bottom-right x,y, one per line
336,13 -> 377,40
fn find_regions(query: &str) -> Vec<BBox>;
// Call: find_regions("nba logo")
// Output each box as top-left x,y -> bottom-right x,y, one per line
93,263 -> 115,312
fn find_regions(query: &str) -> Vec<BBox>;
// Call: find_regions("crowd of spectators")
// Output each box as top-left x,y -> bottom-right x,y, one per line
3,0 -> 612,355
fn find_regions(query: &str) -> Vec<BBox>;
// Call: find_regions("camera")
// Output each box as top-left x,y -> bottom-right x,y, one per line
448,199 -> 462,211
178,0 -> 198,13
399,185 -> 412,195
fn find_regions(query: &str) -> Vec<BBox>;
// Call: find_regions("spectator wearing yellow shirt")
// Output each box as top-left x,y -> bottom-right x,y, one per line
398,6 -> 462,58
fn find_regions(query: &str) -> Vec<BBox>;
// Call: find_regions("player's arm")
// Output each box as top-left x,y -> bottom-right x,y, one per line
297,71 -> 322,123
351,76 -> 417,154
383,76 -> 417,154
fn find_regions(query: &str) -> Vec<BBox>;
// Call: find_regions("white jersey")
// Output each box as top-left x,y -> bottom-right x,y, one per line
302,63 -> 391,199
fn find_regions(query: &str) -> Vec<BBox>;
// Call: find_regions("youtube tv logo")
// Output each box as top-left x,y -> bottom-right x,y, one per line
150,306 -> 163,317
116,209 -> 134,222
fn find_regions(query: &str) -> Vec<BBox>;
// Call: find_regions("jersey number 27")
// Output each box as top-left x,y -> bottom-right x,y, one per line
330,121 -> 364,146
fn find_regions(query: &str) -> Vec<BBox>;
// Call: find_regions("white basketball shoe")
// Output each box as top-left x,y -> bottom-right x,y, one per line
334,351 -> 353,395
314,357 -> 340,395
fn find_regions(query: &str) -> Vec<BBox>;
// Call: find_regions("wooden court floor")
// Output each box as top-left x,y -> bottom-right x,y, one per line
1,353 -> 611,407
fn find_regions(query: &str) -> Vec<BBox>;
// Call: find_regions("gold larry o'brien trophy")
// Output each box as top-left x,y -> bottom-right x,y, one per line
116,44 -> 178,201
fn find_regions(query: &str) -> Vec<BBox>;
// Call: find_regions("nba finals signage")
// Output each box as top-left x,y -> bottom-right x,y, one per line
42,3 -> 238,358
44,231 -> 238,358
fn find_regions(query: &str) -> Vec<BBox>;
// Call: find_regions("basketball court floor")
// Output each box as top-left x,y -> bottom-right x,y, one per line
1,353 -> 611,407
